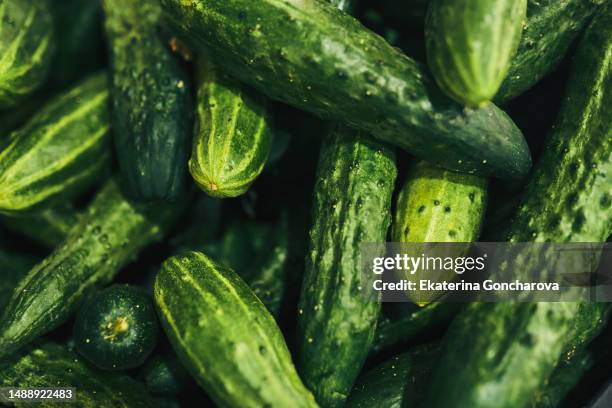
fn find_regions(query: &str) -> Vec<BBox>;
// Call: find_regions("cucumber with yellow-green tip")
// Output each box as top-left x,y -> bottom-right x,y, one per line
189,56 -> 273,198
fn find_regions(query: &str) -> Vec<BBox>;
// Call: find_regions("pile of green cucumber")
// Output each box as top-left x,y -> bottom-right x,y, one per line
0,0 -> 609,407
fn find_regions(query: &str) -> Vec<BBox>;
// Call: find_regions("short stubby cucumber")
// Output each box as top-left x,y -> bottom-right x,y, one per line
0,180 -> 178,360
495,0 -> 604,103
391,161 -> 487,304
0,73 -> 111,214
189,56 -> 273,198
0,343 -> 155,407
422,6 -> 612,407
154,251 -> 318,408
297,125 -> 397,407
425,0 -> 527,107
160,0 -> 531,179
103,0 -> 193,201
0,0 -> 55,108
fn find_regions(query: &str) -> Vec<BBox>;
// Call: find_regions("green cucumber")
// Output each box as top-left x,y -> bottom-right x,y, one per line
160,0 -> 531,179
425,0 -> 527,107
74,285 -> 159,370
346,343 -> 439,408
1,203 -> 78,248
189,56 -> 274,198
140,353 -> 192,396
422,6 -> 612,407
0,73 -> 111,214
0,0 -> 55,109
103,0 -> 194,201
391,161 -> 487,304
495,0 -> 604,103
0,247 -> 37,310
0,179 -> 178,360
154,251 -> 318,408
297,124 -> 397,407
0,343 -> 155,407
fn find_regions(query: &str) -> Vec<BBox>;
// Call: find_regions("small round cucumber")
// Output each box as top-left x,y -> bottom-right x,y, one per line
74,284 -> 159,370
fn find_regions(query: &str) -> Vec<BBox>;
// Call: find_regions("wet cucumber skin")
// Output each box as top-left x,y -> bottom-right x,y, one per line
160,0 -> 531,180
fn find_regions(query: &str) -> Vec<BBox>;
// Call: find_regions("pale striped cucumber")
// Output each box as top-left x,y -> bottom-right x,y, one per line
154,251 -> 318,408
391,161 -> 487,304
0,0 -> 55,108
0,73 -> 111,214
189,56 -> 273,198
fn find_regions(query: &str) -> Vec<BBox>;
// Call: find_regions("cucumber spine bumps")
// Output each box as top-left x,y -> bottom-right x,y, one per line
0,0 -> 55,109
425,0 -> 527,107
0,73 -> 111,214
160,0 -> 531,179
154,251 -> 318,408
0,180 -> 178,360
422,5 -> 612,407
189,56 -> 273,198
103,0 -> 193,201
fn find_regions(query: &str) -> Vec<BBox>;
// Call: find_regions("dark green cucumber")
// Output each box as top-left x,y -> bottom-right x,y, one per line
0,179 -> 178,360
297,124 -> 397,407
425,0 -> 527,107
0,73 -> 111,214
140,353 -> 192,395
0,0 -> 55,108
1,203 -> 78,248
74,285 -> 159,370
391,161 -> 487,304
346,343 -> 439,408
103,0 -> 193,201
423,6 -> 612,407
154,251 -> 318,408
160,0 -> 531,179
0,343 -> 155,407
0,247 -> 37,310
189,56 -> 274,198
495,0 -> 604,103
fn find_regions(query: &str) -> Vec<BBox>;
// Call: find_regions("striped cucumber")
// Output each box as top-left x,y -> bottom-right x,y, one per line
189,56 -> 274,198
425,0 -> 527,107
0,180 -> 178,360
0,73 -> 111,214
103,0 -> 194,201
0,0 -> 55,108
423,6 -> 612,407
154,251 -> 318,408
160,0 -> 531,179
297,124 -> 397,407
0,343 -> 155,407
391,161 -> 487,305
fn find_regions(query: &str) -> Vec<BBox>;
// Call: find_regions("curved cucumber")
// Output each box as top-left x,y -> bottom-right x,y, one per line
0,180 -> 178,360
189,56 -> 273,198
103,0 -> 193,201
160,0 -> 531,179
297,125 -> 397,407
0,73 -> 111,214
0,0 -> 55,108
423,6 -> 612,407
425,0 -> 527,107
0,343 -> 155,407
154,251 -> 318,408
391,161 -> 487,304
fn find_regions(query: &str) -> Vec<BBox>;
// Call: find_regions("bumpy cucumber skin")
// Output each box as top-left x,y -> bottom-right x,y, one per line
0,73 -> 111,214
154,251 -> 318,408
423,7 -> 612,407
0,248 -> 37,310
74,285 -> 159,371
161,0 -> 531,179
0,180 -> 177,360
297,125 -> 397,407
189,56 -> 273,198
495,0 -> 603,103
0,0 -> 55,109
103,0 -> 193,201
0,343 -> 155,407
426,0 -> 527,107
